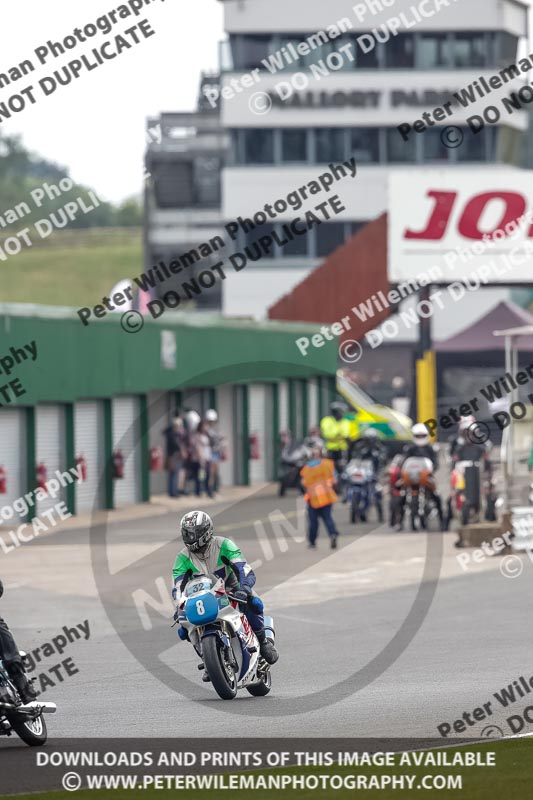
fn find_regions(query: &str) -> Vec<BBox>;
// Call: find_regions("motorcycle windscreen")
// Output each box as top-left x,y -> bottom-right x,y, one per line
185,592 -> 219,625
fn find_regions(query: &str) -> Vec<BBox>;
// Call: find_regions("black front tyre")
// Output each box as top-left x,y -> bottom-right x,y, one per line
8,713 -> 48,746
246,670 -> 272,697
202,635 -> 237,700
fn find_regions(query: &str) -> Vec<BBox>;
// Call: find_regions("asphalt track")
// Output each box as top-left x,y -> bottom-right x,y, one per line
1,483 -> 531,742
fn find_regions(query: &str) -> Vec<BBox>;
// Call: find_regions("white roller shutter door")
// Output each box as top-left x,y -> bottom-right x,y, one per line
36,405 -> 66,517
148,390 -> 171,497
249,384 -> 270,484
0,409 -> 26,522
74,401 -> 104,514
112,396 -> 141,507
216,384 -> 234,488
279,381 -> 289,433
308,378 -> 319,430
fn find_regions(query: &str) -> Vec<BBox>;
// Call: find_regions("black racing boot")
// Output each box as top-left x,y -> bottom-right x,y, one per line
256,631 -> 279,665
8,664 -> 37,703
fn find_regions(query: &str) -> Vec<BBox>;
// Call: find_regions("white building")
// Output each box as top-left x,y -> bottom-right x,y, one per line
217,0 -> 530,319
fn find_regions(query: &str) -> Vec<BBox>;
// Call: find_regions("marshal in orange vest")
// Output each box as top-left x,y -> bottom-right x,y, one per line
300,459 -> 338,509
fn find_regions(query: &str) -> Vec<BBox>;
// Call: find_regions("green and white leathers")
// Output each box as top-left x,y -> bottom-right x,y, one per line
172,536 -> 256,602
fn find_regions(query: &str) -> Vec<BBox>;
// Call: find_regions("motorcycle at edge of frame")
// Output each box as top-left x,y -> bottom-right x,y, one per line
0,583 -> 56,746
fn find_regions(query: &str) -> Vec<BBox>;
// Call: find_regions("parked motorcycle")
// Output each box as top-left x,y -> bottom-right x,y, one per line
278,438 -> 309,497
0,585 -> 56,746
342,458 -> 383,524
400,456 -> 442,531
446,459 -> 497,528
175,557 -> 275,700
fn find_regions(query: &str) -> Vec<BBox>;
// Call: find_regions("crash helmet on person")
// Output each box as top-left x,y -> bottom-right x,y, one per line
411,423 -> 430,446
180,510 -> 214,554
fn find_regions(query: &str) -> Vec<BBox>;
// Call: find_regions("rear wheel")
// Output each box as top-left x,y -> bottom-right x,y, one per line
8,713 -> 47,746
350,494 -> 358,524
202,636 -> 237,700
246,670 -> 272,697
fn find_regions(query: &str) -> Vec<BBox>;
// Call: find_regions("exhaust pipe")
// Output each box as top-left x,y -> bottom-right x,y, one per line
0,700 -> 57,714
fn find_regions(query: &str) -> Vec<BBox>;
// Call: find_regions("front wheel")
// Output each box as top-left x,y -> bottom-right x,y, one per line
8,713 -> 48,747
246,670 -> 272,697
202,635 -> 237,700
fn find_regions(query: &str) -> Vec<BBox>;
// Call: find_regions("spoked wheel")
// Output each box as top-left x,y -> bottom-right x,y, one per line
202,636 -> 237,700
8,712 -> 47,746
246,668 -> 272,697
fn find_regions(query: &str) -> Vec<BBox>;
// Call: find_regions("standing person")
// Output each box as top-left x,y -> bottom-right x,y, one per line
193,421 -> 213,497
300,445 -> 340,550
320,401 -> 350,468
162,416 -> 187,498
205,409 -> 225,497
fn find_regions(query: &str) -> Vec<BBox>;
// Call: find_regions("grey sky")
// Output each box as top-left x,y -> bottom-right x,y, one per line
0,0 -> 223,203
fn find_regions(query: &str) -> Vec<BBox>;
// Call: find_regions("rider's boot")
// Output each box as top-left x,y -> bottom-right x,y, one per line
7,663 -> 37,703
256,630 -> 279,665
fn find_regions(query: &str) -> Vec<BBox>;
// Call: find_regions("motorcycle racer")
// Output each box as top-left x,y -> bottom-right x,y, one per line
172,511 -> 279,669
0,579 -> 37,703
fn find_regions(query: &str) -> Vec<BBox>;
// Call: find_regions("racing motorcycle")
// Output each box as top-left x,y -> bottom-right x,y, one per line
400,456 -> 443,531
342,458 -> 383,524
0,586 -> 56,746
446,459 -> 497,528
175,557 -> 275,700
278,434 -> 309,497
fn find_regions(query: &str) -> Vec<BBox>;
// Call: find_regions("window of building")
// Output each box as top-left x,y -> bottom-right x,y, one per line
316,223 -> 346,257
351,221 -> 366,236
357,36 -> 379,68
279,223 -> 309,257
386,128 -> 416,162
384,34 -> 415,68
315,128 -> 346,162
422,128 -> 451,162
242,222 -> 277,258
232,34 -> 273,70
455,126 -> 488,162
454,32 -> 488,68
243,129 -> 274,163
496,32 -> 519,66
281,130 -> 308,162
351,128 -> 379,163
417,33 -> 451,69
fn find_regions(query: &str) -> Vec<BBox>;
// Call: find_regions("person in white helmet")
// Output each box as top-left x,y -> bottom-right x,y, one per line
399,423 -> 443,526
204,409 -> 225,496
402,423 -> 438,467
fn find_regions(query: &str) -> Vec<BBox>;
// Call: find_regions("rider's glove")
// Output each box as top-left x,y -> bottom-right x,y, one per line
177,626 -> 189,641
230,588 -> 250,605
249,595 -> 264,613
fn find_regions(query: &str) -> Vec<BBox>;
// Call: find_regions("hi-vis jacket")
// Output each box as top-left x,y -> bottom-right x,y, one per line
300,458 -> 338,509
172,536 -> 255,602
320,415 -> 350,451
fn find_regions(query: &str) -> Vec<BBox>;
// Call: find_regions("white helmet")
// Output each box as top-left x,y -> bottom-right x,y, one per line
412,423 -> 430,446
185,409 -> 201,432
458,415 -> 475,432
205,409 -> 218,422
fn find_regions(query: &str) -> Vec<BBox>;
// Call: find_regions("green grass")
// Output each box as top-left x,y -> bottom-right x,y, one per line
0,228 -> 142,307
6,738 -> 533,800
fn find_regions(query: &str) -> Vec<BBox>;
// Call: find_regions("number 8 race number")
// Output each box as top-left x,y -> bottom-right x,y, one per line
196,599 -> 205,615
